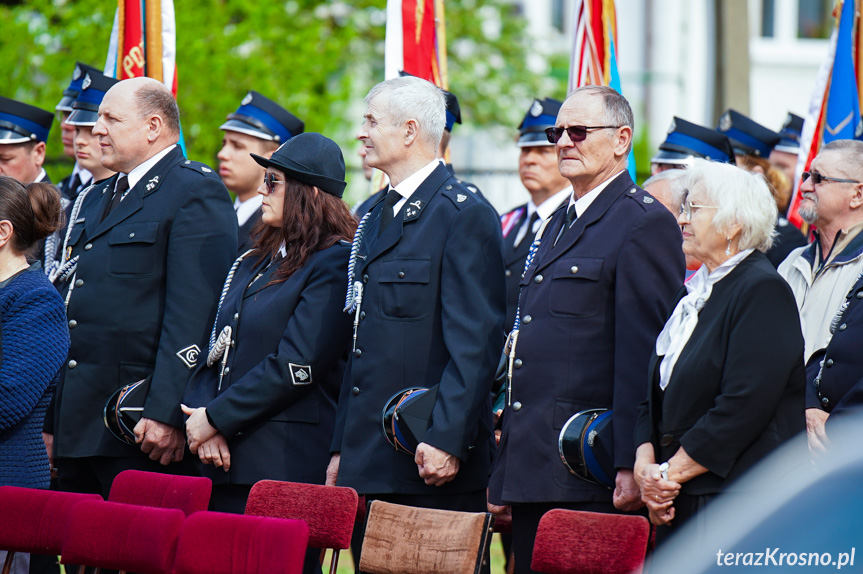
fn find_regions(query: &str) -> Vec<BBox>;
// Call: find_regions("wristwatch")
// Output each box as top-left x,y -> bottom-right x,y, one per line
658,462 -> 669,481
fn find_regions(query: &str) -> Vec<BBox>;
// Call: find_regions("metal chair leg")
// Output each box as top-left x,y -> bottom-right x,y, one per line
2,551 -> 15,574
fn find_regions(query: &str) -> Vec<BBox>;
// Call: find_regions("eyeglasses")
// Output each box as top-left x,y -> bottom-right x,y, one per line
263,172 -> 284,194
679,201 -> 718,220
544,125 -> 620,144
802,171 -> 860,185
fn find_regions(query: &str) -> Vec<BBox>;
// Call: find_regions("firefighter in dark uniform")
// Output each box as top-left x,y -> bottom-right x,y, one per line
45,77 -> 237,499
217,91 -> 304,254
0,97 -> 53,185
55,62 -> 102,202
499,97 -> 571,330
650,116 -> 737,173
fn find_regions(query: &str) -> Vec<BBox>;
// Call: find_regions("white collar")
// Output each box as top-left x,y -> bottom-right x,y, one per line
534,187 -> 572,220
567,170 -> 625,217
123,144 -> 177,190
35,168 -> 48,183
234,194 -> 263,226
391,158 -> 440,201
71,163 -> 92,184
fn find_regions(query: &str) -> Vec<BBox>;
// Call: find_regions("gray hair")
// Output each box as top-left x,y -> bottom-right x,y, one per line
366,76 -> 446,148
643,169 -> 686,188
135,82 -> 180,134
566,85 -> 634,153
821,139 -> 863,180
684,158 -> 777,252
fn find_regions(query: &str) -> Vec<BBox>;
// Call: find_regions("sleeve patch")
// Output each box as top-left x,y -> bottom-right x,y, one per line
289,363 -> 312,385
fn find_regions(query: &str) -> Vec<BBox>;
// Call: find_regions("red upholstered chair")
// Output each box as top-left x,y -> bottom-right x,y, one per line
109,469 -> 212,516
0,487 -> 101,574
531,509 -> 651,574
172,511 -> 309,574
61,499 -> 184,574
245,480 -> 359,574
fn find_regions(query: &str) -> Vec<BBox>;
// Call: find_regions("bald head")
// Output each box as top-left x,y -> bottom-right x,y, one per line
93,78 -> 181,173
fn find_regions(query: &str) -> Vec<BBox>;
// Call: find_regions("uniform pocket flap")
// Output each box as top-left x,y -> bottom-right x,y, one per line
378,258 -> 431,284
108,222 -> 160,245
551,257 -> 603,281
271,401 -> 319,424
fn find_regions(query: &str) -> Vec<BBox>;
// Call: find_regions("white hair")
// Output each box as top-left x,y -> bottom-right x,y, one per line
684,158 -> 777,252
643,169 -> 686,188
365,76 -> 446,148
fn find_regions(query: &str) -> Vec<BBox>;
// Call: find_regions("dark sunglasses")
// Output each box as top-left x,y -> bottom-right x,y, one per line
544,125 -> 620,144
802,171 -> 860,185
263,172 -> 284,194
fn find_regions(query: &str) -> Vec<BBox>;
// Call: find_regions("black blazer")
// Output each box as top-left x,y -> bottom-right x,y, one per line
185,243 -> 351,486
634,251 -> 806,495
331,163 -> 506,495
50,147 -> 238,458
236,208 -> 261,255
488,171 -> 684,505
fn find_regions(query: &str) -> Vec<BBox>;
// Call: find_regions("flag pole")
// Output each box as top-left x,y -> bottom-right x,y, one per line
435,0 -> 448,90
145,0 -> 164,82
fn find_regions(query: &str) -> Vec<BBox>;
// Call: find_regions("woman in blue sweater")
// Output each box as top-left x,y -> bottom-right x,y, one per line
0,177 -> 69,490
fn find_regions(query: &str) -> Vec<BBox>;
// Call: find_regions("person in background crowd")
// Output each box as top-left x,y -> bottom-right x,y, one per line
488,86 -> 684,573
643,168 -> 685,215
329,77 -> 504,550
45,77 -> 237,500
498,97 -> 571,330
769,112 -> 805,187
650,116 -> 736,174
717,109 -> 806,267
778,140 -> 863,454
0,177 -> 68,574
182,133 -> 354,574
0,97 -> 54,185
55,62 -> 101,202
634,159 -> 805,545
217,91 -> 304,254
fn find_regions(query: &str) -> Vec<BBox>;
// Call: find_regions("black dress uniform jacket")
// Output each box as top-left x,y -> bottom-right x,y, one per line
236,208 -> 261,254
805,272 -> 863,423
331,163 -> 506,495
500,204 -> 533,330
488,171 -> 684,505
634,251 -> 806,495
184,243 -> 351,486
51,146 -> 238,458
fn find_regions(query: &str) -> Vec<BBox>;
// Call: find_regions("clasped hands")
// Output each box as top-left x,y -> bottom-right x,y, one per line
634,460 -> 682,526
180,404 -> 231,471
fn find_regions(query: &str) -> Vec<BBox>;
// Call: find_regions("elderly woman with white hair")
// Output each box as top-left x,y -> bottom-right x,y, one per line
632,158 -> 806,542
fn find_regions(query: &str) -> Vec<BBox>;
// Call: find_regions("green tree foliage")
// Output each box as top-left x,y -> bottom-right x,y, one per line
0,0 -> 563,186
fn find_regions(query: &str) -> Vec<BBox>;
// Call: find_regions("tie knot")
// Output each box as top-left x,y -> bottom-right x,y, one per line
384,188 -> 401,207
116,176 -> 130,195
565,204 -> 577,226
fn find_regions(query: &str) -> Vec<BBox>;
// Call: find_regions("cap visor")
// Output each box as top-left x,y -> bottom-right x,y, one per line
56,95 -> 75,113
517,132 -> 554,147
220,119 -> 276,141
0,129 -> 32,145
67,109 -> 99,126
651,150 -> 694,164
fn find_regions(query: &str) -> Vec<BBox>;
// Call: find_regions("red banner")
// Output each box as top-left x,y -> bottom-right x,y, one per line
401,0 -> 437,82
119,0 -> 145,80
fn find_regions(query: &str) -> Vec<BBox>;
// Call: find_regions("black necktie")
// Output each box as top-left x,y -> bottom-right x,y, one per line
68,173 -> 82,198
514,211 -> 540,249
378,188 -> 402,237
102,176 -> 129,222
554,204 -> 577,246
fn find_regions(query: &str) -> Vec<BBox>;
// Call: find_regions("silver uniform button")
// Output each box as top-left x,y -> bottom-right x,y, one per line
68,360 -> 77,369
129,232 -> 135,238
223,367 -> 230,374
522,315 -> 531,324
512,401 -> 522,411
514,359 -> 523,369
68,320 -> 77,328
233,313 -> 239,321
74,279 -> 83,287
839,323 -> 847,331
857,291 -> 863,299
505,270 -> 512,277
534,275 -> 543,284
570,266 -> 579,274
84,243 -> 92,251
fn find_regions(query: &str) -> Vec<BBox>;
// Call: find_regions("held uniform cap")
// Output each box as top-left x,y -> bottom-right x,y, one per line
0,97 -> 54,144
774,112 -> 804,154
67,72 -> 120,127
717,109 -> 781,158
559,408 -> 615,489
518,97 -> 563,147
651,117 -> 737,166
220,91 -> 304,144
56,62 -> 102,113
250,132 -> 347,197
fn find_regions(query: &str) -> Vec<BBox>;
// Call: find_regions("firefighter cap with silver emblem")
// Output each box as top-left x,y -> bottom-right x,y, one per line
652,116 -> 736,167
518,97 -> 563,147
55,62 -> 102,113
221,90 -> 304,143
774,112 -> 804,155
717,109 -> 781,158
67,71 -> 120,127
0,97 -> 53,144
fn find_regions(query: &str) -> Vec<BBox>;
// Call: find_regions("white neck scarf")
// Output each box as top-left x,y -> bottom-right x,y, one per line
656,249 -> 754,390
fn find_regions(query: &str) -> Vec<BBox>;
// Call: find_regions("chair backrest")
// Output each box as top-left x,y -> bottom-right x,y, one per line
62,499 -> 184,574
358,500 -> 494,574
172,511 -> 309,574
531,509 -> 651,574
109,469 -> 212,516
245,480 -> 358,550
0,487 -> 100,555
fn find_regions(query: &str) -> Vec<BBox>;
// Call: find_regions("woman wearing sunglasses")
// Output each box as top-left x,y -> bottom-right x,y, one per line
181,134 -> 355,529
632,159 -> 806,546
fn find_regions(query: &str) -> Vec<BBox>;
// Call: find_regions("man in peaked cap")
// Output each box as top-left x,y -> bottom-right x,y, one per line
650,116 -> 736,174
770,112 -> 805,185
217,90 -> 304,254
56,62 -> 102,201
717,108 -> 782,164
0,96 -> 54,184
498,97 -> 571,330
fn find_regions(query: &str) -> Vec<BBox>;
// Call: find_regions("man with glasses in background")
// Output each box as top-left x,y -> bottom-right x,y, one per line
487,85 -> 684,573
778,140 -> 863,454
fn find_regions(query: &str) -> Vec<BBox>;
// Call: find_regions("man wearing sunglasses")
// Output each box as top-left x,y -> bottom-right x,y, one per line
217,91 -> 304,254
777,140 -> 863,453
488,85 -> 684,573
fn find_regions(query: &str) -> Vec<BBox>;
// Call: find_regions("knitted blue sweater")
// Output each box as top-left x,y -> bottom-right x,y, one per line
0,266 -> 69,488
